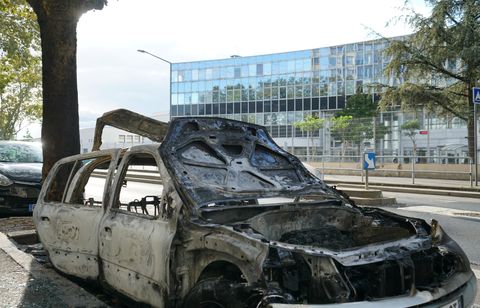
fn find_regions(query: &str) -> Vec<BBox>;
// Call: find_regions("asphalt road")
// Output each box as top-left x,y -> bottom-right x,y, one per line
381,191 -> 480,265
381,191 -> 480,307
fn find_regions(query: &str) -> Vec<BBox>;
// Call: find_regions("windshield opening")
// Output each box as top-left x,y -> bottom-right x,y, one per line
0,142 -> 43,163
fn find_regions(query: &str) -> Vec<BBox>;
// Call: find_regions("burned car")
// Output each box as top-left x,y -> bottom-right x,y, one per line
34,109 -> 476,307
0,141 -> 42,214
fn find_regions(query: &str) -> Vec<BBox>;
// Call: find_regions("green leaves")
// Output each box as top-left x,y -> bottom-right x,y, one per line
293,115 -> 325,133
381,0 -> 480,119
0,0 -> 42,140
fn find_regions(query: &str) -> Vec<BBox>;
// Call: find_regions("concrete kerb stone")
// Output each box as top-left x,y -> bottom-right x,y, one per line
0,232 -> 108,307
327,181 -> 480,199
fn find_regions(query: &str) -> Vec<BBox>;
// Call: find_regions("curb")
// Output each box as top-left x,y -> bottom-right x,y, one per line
0,232 -> 108,307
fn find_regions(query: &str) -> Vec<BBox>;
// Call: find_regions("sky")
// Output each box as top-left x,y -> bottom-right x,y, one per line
25,0 -> 431,137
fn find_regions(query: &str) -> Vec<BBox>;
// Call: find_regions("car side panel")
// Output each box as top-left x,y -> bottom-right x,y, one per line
39,205 -> 104,279
34,149 -> 121,280
99,212 -> 176,307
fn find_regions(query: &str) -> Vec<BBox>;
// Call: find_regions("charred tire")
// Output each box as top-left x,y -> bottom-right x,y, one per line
182,278 -> 244,308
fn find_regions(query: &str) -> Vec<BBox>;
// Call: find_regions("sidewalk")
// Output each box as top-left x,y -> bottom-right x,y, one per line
321,174 -> 480,199
0,232 -> 107,307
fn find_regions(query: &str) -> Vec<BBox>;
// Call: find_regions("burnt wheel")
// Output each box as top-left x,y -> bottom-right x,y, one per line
182,278 -> 244,308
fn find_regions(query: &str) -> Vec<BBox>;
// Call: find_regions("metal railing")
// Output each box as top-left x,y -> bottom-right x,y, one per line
297,154 -> 477,187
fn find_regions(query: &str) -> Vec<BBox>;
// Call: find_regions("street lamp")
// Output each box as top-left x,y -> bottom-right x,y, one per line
137,49 -> 172,120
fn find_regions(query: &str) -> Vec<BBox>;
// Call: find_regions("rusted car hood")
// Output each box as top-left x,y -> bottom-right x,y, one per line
159,117 -> 336,207
0,162 -> 42,184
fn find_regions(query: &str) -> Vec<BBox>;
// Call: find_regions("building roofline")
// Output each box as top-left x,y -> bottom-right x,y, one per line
171,35 -> 407,66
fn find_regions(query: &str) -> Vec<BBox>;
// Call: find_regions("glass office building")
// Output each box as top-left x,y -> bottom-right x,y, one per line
169,38 -> 468,158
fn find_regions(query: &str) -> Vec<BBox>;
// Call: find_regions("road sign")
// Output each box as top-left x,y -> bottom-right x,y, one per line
473,87 -> 480,104
419,130 -> 428,135
363,152 -> 376,170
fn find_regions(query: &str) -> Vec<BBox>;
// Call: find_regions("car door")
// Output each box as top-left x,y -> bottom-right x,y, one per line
98,147 -> 177,307
34,149 -> 120,280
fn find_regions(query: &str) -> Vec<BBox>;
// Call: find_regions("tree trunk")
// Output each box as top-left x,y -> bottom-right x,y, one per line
36,12 -> 81,179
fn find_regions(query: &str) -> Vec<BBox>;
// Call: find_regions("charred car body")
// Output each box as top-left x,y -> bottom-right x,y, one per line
34,109 -> 476,307
0,141 -> 42,214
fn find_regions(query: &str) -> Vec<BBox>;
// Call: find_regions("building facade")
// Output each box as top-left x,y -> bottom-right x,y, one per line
169,38 -> 470,162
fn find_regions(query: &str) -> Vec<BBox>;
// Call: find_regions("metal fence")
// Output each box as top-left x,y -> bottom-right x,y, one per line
296,154 -> 477,187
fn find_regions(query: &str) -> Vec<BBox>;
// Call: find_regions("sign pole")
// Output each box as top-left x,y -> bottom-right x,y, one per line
363,152 -> 375,190
472,87 -> 480,186
365,169 -> 369,190
475,102 -> 478,186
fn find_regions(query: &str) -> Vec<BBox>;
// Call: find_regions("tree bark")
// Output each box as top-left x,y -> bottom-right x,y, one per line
38,16 -> 80,179
26,1 -> 84,180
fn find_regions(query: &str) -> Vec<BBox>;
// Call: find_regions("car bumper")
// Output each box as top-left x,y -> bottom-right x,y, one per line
0,184 -> 40,214
268,272 -> 477,308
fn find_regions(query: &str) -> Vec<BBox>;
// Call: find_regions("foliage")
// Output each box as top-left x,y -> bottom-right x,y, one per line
331,94 -> 391,154
0,0 -> 42,140
336,94 -> 378,118
401,119 -> 421,152
294,115 -> 325,133
330,116 -> 353,156
294,115 -> 324,158
380,0 -> 480,158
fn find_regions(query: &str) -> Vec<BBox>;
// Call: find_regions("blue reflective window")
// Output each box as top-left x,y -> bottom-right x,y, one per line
172,70 -> 178,82
287,60 -> 295,73
178,93 -> 185,105
303,58 -> 311,71
172,83 -> 179,93
319,70 -> 328,82
171,94 -> 178,105
346,80 -> 355,95
198,69 -> 206,80
295,59 -> 303,71
295,85 -> 303,98
328,83 -> 337,96
256,64 -> 263,76
364,52 -> 373,65
357,66 -> 364,79
234,67 -> 241,78
178,82 -> 185,93
192,70 -> 198,81
242,89 -> 248,101
272,62 -> 280,75
319,84 -> 327,96
192,82 -> 199,91
337,82 -> 344,96
264,63 -> 271,75
329,69 -> 336,82
249,64 -> 256,76
312,84 -> 319,97
241,65 -> 248,77
303,84 -> 311,97
178,71 -> 185,82
329,56 -> 336,67
205,69 -> 212,79
192,92 -> 199,104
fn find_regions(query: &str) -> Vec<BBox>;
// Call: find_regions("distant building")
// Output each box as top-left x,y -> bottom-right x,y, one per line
169,38 -> 472,161
80,112 -> 169,153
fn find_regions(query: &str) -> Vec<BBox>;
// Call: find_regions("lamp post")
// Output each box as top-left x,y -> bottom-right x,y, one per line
137,49 -> 172,120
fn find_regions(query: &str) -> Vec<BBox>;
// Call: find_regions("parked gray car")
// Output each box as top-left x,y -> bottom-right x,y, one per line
0,141 -> 42,214
34,110 -> 476,307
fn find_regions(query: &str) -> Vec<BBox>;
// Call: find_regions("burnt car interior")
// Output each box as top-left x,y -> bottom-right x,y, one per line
114,153 -> 163,217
